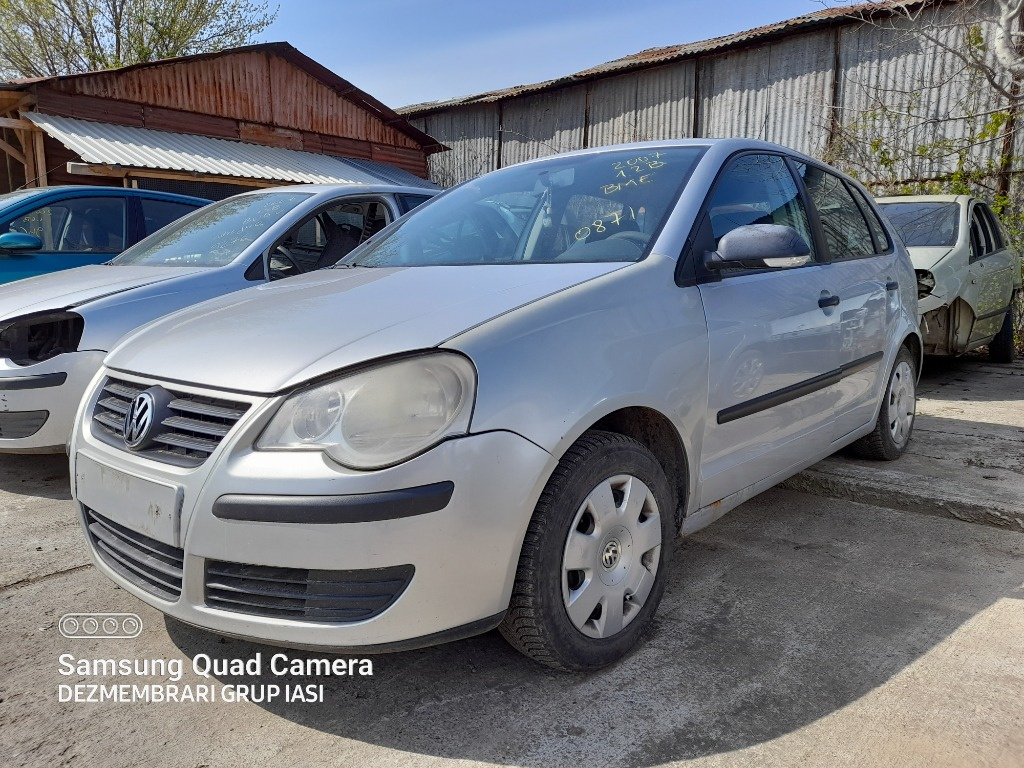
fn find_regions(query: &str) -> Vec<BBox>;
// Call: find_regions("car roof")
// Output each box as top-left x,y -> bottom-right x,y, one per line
875,194 -> 975,204
234,183 -> 438,197
0,185 -> 210,204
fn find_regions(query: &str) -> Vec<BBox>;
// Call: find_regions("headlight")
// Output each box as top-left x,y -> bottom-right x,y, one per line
0,310 -> 84,365
256,353 -> 476,469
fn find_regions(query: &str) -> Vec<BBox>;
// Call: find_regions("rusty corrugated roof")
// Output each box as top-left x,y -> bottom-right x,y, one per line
400,0 -> 936,115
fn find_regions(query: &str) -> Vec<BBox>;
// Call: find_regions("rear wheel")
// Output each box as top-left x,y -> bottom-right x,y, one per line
989,298 -> 1016,363
500,431 -> 673,671
853,346 -> 917,460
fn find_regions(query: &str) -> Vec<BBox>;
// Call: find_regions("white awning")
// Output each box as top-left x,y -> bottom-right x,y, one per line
23,112 -> 435,189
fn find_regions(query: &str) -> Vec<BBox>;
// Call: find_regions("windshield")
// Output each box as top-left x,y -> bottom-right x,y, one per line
878,202 -> 960,247
111,192 -> 312,267
346,147 -> 705,267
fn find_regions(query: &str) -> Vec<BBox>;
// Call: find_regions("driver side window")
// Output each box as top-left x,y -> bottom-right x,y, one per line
705,153 -> 816,261
269,199 -> 392,280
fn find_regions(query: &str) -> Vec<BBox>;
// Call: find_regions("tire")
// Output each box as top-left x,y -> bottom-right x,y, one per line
852,346 -> 917,461
500,430 -> 674,672
989,298 -> 1016,364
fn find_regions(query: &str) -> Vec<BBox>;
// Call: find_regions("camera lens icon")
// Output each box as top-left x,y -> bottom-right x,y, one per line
59,613 -> 143,639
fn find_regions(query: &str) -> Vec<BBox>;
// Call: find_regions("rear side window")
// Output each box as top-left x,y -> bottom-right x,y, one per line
977,203 -> 1005,250
141,198 -> 203,237
849,186 -> 890,253
796,164 -> 875,260
396,194 -> 433,214
705,153 -> 816,260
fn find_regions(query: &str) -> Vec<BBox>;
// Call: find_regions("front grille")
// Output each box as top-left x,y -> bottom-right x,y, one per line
205,561 -> 414,623
91,376 -> 250,467
0,410 -> 47,438
84,508 -> 184,601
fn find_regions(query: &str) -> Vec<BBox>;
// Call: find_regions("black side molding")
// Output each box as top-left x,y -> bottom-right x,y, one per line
212,481 -> 455,524
975,304 -> 1011,322
0,372 -> 68,391
717,351 -> 884,425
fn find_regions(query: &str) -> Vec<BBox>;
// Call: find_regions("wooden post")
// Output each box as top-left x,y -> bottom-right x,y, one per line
17,129 -> 36,187
32,131 -> 46,186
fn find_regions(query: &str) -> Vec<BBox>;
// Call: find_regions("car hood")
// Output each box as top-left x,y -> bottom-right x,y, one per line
0,265 -> 208,319
107,263 -> 626,394
905,246 -> 953,271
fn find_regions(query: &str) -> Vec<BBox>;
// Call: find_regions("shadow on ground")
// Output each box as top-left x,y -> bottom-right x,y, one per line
165,490 -> 1024,766
0,453 -> 71,500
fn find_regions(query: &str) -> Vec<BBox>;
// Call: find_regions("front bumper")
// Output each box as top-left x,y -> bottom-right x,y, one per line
0,351 -> 105,452
72,391 -> 555,649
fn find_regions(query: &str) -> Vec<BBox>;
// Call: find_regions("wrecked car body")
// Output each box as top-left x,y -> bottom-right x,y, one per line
877,195 -> 1021,362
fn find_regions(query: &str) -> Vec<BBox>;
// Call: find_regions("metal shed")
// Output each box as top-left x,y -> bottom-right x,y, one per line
400,0 -> 1010,193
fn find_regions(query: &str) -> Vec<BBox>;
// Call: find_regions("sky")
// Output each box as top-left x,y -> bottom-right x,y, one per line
265,0 -> 847,110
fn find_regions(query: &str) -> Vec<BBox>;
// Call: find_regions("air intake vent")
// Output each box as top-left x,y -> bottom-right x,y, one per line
205,561 -> 414,623
84,508 -> 184,601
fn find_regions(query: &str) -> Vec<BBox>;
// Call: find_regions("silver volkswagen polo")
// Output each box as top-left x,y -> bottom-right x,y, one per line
70,140 -> 920,671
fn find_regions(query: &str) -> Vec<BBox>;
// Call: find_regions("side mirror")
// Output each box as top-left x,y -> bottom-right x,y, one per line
0,231 -> 43,253
704,224 -> 811,271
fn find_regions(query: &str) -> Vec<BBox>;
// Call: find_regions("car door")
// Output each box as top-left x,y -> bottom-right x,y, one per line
0,194 -> 127,281
795,164 -> 895,442
695,153 -> 840,506
965,202 -> 1016,344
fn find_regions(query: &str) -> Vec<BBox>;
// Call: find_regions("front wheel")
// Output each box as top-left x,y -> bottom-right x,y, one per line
500,431 -> 673,671
853,346 -> 917,460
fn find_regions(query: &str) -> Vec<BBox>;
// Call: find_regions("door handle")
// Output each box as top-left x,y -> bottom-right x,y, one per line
886,280 -> 899,291
818,295 -> 840,309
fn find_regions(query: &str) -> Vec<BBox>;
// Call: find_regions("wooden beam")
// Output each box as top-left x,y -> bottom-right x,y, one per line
0,137 -> 25,165
0,116 -> 35,131
66,162 -> 285,188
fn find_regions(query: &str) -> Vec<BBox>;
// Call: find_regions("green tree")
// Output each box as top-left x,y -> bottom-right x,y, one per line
0,0 -> 277,78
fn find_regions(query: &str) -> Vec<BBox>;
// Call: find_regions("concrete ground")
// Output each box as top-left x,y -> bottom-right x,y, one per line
785,358 -> 1024,531
1,358 -> 1023,768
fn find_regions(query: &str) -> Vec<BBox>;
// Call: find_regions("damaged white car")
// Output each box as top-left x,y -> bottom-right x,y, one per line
876,194 -> 1021,362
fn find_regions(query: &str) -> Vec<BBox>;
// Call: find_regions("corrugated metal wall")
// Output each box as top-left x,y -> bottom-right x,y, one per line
699,30 -> 833,156
836,0 -> 1005,181
500,87 -> 587,167
413,104 -> 499,187
410,0 -> 1016,189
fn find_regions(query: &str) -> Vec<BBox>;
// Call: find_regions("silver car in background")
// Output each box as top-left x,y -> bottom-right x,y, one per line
0,184 -> 435,452
70,140 -> 920,671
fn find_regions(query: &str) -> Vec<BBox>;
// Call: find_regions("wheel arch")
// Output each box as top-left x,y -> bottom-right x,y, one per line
587,406 -> 690,532
902,330 -> 923,380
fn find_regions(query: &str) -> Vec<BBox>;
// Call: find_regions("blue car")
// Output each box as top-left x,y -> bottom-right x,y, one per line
0,186 -> 209,284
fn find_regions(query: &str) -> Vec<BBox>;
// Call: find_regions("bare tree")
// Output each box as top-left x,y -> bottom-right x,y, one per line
0,0 -> 277,79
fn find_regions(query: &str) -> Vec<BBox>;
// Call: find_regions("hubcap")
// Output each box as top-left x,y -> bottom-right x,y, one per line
888,360 -> 916,447
561,475 -> 662,639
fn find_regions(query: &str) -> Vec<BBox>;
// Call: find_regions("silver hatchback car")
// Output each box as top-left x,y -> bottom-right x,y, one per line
70,140 -> 920,671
